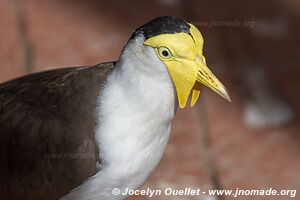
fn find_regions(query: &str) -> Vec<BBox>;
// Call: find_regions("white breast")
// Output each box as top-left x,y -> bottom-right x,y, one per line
61,36 -> 177,200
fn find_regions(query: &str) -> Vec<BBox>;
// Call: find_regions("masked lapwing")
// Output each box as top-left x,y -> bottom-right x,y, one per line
0,16 -> 230,200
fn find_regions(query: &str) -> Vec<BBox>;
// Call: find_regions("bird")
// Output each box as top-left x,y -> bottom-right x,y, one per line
0,16 -> 230,200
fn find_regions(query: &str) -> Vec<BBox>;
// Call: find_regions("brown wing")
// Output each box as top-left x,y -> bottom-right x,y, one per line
0,62 -> 115,200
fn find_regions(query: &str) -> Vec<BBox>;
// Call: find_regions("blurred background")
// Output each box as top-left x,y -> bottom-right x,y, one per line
0,0 -> 299,199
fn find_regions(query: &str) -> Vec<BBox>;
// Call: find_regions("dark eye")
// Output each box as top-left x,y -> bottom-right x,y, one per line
158,47 -> 172,59
162,50 -> 169,57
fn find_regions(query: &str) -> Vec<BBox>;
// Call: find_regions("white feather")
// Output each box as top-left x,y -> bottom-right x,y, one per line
61,35 -> 176,200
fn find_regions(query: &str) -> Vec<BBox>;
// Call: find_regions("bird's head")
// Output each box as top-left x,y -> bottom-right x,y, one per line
128,16 -> 231,108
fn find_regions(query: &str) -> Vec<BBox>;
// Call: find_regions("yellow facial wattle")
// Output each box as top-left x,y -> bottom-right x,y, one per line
144,22 -> 231,108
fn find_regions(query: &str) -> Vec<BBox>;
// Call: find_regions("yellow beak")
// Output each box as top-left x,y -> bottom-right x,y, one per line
194,55 -> 231,104
165,55 -> 231,108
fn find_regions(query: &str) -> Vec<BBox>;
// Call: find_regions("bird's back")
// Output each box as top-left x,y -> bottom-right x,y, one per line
0,62 -> 114,200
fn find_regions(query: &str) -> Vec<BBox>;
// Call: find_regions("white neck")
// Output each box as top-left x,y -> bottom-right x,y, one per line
61,37 -> 177,200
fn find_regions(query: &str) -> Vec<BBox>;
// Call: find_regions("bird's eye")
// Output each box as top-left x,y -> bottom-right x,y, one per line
158,47 -> 172,59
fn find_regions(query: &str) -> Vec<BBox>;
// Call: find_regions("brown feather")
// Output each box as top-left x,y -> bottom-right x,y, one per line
0,62 -> 115,200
